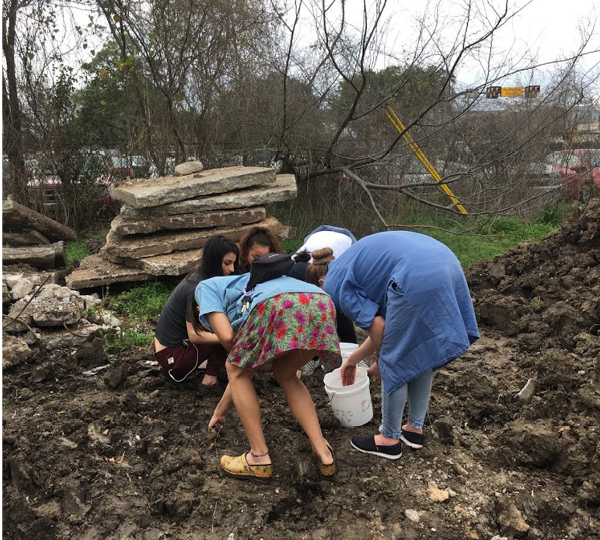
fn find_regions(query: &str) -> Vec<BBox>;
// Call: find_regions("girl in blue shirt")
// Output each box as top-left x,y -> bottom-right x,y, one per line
307,231 -> 479,459
197,271 -> 342,481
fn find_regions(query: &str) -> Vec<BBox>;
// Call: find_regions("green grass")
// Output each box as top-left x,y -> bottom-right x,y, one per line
105,281 -> 173,321
279,202 -> 569,269
66,228 -> 110,269
416,215 -> 561,268
104,280 -> 175,352
66,239 -> 90,269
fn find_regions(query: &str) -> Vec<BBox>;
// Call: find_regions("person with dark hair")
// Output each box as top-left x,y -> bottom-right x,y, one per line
197,268 -> 341,482
237,226 -> 284,272
153,235 -> 240,395
308,232 -> 479,459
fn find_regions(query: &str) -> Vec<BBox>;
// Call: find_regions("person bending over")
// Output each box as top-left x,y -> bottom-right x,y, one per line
197,268 -> 341,482
307,232 -> 479,459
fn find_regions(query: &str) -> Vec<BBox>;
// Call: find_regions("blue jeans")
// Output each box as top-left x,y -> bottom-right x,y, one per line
379,370 -> 433,439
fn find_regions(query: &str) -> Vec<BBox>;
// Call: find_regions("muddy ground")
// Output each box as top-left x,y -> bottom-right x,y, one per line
3,199 -> 600,540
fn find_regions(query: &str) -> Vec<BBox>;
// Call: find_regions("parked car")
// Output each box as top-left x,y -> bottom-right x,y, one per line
543,149 -> 600,199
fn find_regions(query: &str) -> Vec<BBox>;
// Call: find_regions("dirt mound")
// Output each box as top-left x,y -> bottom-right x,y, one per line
3,200 -> 600,540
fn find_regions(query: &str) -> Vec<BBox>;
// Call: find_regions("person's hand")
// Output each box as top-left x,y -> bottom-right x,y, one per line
340,361 -> 357,386
367,361 -> 380,383
208,412 -> 225,433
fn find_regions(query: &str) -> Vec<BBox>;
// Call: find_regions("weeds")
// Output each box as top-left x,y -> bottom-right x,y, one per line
66,239 -> 90,269
103,281 -> 173,352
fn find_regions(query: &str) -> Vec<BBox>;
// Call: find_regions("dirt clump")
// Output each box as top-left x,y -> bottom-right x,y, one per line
3,199 -> 600,539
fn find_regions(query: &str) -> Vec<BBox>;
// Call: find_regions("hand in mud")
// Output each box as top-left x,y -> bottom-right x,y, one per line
208,413 -> 225,433
340,362 -> 356,386
367,362 -> 380,382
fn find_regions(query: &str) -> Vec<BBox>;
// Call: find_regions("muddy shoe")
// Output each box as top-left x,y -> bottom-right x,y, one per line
350,435 -> 402,460
221,452 -> 273,483
400,429 -> 424,449
313,441 -> 336,478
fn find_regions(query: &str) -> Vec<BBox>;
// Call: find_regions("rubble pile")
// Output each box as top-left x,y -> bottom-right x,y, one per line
2,275 -> 120,369
66,163 -> 298,289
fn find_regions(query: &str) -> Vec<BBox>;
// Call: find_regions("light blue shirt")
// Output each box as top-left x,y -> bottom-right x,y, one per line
196,274 -> 326,332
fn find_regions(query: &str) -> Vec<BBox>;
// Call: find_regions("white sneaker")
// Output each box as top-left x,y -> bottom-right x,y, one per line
357,361 -> 369,371
300,358 -> 320,376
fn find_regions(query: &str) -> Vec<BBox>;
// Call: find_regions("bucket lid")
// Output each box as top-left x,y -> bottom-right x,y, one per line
339,342 -> 359,351
323,366 -> 368,389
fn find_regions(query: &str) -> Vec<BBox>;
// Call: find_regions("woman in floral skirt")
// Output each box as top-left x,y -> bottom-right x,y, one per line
196,271 -> 341,482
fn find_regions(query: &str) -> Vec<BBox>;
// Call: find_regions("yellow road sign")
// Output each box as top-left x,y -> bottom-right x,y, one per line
501,87 -> 523,97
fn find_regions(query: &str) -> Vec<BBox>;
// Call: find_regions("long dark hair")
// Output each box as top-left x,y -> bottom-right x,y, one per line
187,235 -> 240,329
238,226 -> 284,272
199,235 -> 240,279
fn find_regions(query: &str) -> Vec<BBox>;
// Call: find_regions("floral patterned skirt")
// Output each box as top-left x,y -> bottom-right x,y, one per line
228,292 -> 341,372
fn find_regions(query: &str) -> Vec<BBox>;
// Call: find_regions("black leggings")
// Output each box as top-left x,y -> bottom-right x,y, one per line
336,309 -> 357,343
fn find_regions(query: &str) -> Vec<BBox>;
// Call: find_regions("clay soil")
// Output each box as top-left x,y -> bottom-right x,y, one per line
3,200 -> 600,540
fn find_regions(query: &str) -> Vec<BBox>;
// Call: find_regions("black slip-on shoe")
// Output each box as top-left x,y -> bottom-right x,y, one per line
400,430 -> 424,449
350,435 -> 402,460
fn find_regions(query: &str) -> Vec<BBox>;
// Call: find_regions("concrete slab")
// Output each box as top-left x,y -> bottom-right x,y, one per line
108,222 -> 295,276
119,174 -> 297,219
108,166 -> 276,208
3,242 -> 67,269
101,216 -> 288,260
3,199 -> 77,242
65,254 -> 149,290
121,248 -> 204,276
3,230 -> 51,246
111,206 -> 266,235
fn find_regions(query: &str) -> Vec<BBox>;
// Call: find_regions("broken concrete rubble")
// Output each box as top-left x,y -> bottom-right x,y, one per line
2,335 -> 33,369
109,166 -> 276,208
2,280 -> 121,358
66,166 -> 298,288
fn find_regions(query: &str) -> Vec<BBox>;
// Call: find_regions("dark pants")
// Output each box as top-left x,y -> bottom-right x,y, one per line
154,341 -> 227,382
337,310 -> 357,343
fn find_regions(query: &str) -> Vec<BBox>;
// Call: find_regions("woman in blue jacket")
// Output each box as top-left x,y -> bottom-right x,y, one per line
197,269 -> 341,481
307,231 -> 479,459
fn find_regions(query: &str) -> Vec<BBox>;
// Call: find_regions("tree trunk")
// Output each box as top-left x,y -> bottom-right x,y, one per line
2,0 -> 28,203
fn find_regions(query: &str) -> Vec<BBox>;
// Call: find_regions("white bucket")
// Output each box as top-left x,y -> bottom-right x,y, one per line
323,366 -> 373,427
339,342 -> 359,361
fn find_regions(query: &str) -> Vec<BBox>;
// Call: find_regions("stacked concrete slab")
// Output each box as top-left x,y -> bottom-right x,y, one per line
2,199 -> 76,269
66,165 -> 298,289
